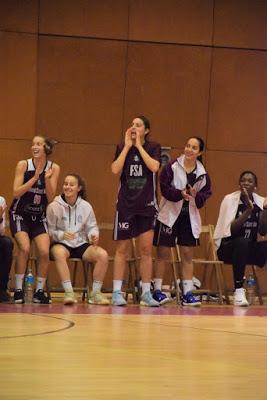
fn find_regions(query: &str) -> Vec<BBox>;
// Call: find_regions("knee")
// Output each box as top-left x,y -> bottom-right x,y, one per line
96,248 -> 109,264
17,244 -> 30,258
156,246 -> 170,261
233,237 -> 250,255
38,248 -> 49,260
139,245 -> 152,258
115,244 -> 129,258
180,248 -> 193,263
51,248 -> 67,262
235,237 -> 249,247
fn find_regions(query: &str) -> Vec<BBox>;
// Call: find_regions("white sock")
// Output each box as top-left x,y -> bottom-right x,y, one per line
182,280 -> 194,294
36,277 -> 46,291
154,278 -> 163,291
142,282 -> 151,295
62,280 -> 73,292
92,280 -> 103,292
15,274 -> 25,290
113,280 -> 123,292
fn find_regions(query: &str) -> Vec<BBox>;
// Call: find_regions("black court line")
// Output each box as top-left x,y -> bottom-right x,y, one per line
0,314 -> 75,340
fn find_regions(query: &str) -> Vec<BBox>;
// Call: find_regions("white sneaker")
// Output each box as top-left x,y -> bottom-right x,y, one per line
233,288 -> 249,307
64,291 -> 77,305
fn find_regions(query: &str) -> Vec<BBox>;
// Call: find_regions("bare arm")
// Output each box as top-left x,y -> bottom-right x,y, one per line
45,163 -> 60,203
111,128 -> 132,175
13,160 -> 41,198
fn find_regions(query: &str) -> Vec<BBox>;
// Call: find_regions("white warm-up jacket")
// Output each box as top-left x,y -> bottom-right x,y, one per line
213,191 -> 265,250
157,155 -> 212,239
46,195 -> 99,248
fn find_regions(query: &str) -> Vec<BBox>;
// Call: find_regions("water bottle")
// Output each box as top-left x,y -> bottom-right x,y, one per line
24,267 -> 34,303
246,274 -> 256,305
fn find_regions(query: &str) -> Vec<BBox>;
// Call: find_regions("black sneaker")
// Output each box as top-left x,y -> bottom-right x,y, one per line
33,289 -> 51,304
0,289 -> 11,303
14,289 -> 25,304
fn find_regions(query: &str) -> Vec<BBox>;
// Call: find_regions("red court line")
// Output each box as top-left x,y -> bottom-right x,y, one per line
0,303 -> 267,316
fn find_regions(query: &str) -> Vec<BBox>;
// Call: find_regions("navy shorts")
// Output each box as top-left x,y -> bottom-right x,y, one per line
9,212 -> 48,240
113,211 -> 156,240
153,213 -> 199,247
50,242 -> 90,259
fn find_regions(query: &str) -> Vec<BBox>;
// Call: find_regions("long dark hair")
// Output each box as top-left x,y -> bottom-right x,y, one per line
65,173 -> 87,200
188,136 -> 205,163
135,115 -> 150,140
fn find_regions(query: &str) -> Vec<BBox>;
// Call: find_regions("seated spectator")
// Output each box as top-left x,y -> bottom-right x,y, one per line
0,196 -> 13,302
46,174 -> 110,305
214,171 -> 267,306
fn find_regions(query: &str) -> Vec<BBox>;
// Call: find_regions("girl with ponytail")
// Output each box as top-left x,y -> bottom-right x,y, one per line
9,135 -> 60,304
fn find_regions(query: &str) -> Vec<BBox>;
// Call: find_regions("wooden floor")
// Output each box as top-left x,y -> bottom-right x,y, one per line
1,299 -> 267,400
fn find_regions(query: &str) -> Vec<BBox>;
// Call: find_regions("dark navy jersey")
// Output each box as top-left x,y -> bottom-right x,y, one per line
180,168 -> 198,214
10,159 -> 52,217
114,141 -> 161,216
235,200 -> 260,241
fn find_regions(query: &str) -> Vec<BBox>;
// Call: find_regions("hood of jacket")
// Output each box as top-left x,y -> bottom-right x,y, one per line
54,195 -> 83,227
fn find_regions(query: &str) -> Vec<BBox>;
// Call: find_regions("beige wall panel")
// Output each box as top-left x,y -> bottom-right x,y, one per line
37,36 -> 127,145
208,48 -> 267,152
54,143 -> 118,223
124,43 -> 212,148
129,0 -> 213,45
0,32 -> 37,140
39,0 -> 129,39
0,0 -> 38,33
214,0 -> 267,50
205,150 -> 267,226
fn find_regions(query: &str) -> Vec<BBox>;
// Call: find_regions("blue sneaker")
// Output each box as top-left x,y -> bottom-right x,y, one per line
182,291 -> 201,307
140,291 -> 160,307
153,290 -> 170,305
112,291 -> 127,306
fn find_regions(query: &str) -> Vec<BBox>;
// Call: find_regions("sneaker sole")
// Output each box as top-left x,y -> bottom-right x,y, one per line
111,301 -> 127,306
159,298 -> 171,305
14,299 -> 24,304
33,299 -> 52,304
140,301 -> 159,307
64,299 -> 76,305
182,302 -> 201,307
233,302 -> 249,307
88,300 -> 110,305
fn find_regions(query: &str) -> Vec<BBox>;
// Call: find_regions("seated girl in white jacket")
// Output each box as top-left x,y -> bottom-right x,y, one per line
214,171 -> 267,306
46,174 -> 109,305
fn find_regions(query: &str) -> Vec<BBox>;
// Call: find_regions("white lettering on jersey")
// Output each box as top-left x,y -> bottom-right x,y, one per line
129,164 -> 143,177
118,222 -> 129,230
162,226 -> 172,235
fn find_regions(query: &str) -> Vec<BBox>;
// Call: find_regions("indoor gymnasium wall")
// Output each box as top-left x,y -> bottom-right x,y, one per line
0,0 -> 266,290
